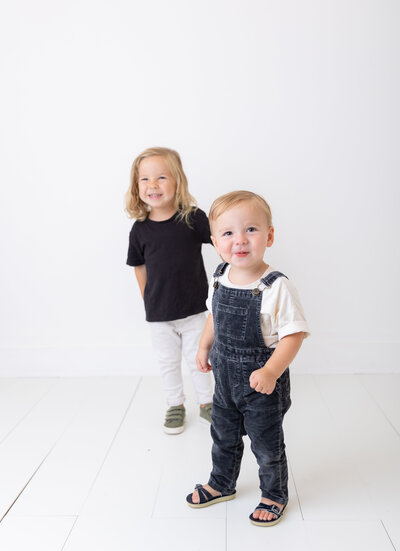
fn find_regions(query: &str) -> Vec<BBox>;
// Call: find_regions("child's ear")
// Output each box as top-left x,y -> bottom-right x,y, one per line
267,226 -> 274,247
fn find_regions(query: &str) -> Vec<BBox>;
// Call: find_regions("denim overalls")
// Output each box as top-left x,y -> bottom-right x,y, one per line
208,262 -> 291,504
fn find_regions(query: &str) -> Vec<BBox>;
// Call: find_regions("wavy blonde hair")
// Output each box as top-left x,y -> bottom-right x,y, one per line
209,190 -> 273,230
125,147 -> 197,224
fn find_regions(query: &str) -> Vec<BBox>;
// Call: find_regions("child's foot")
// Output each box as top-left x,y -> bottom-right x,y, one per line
249,497 -> 286,526
191,484 -> 219,504
186,483 -> 236,508
199,402 -> 212,423
163,405 -> 185,434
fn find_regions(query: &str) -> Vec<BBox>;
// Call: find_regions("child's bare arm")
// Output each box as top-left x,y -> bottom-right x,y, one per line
134,265 -> 147,298
250,332 -> 304,394
196,313 -> 214,373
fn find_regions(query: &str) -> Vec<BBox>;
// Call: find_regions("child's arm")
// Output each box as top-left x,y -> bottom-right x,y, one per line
134,265 -> 147,298
249,332 -> 304,394
196,313 -> 214,373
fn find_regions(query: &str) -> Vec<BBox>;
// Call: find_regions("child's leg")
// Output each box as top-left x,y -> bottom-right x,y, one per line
148,320 -> 184,406
245,408 -> 288,505
244,370 -> 291,507
188,400 -> 245,505
208,401 -> 246,495
177,313 -> 213,405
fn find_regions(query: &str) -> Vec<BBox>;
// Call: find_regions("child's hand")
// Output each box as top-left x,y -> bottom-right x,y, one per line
196,348 -> 212,373
249,366 -> 277,395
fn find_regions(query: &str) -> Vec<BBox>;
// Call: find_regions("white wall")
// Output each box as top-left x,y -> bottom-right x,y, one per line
1,0 -> 399,375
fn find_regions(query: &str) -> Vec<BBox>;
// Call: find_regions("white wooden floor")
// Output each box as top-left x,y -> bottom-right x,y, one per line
0,374 -> 399,551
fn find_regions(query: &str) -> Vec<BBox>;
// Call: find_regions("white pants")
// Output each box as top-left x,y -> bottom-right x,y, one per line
148,312 -> 213,407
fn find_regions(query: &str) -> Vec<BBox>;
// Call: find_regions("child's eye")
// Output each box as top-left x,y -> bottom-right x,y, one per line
246,227 -> 257,233
222,231 -> 232,237
158,176 -> 166,180
139,177 -> 148,182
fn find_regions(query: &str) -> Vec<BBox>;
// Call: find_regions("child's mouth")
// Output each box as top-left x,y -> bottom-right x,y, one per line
235,252 -> 249,257
148,193 -> 162,199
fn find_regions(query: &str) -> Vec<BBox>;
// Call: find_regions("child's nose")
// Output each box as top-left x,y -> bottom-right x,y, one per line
236,232 -> 248,244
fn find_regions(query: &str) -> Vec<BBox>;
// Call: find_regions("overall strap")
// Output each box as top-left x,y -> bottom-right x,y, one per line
261,271 -> 288,288
213,262 -> 229,277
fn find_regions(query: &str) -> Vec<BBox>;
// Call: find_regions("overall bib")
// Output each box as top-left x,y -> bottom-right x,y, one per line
208,262 -> 291,504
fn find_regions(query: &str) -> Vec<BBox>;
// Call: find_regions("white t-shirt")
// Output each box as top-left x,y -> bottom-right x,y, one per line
206,265 -> 310,348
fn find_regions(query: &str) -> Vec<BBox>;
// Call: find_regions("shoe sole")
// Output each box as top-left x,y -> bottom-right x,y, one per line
187,493 -> 236,508
249,515 -> 283,527
164,424 -> 185,435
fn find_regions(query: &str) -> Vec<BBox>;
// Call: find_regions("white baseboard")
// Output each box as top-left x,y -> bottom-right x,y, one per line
0,340 -> 399,376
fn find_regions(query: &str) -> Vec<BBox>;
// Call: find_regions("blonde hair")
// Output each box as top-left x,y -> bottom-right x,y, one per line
125,147 -> 197,224
209,190 -> 273,230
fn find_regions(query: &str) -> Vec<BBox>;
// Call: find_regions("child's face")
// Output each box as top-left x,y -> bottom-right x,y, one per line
138,156 -> 177,215
211,200 -> 274,275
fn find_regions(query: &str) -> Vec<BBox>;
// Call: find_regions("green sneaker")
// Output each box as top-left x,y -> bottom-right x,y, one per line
199,402 -> 213,424
164,405 -> 185,434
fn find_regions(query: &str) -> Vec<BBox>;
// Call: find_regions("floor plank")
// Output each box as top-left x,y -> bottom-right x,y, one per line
0,378 -> 98,519
63,515 -> 226,551
228,519 -> 395,551
285,375 -> 376,521
315,375 -> 400,514
0,378 -> 58,444
8,377 -> 140,516
72,376 -> 168,520
360,374 -> 400,435
0,516 -> 75,551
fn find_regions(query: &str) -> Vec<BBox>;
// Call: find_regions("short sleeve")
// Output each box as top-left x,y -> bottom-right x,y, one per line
192,209 -> 213,245
271,278 -> 310,340
205,276 -> 215,312
126,223 -> 145,266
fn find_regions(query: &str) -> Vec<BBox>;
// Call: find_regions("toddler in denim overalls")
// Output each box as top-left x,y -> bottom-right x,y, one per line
186,191 -> 310,526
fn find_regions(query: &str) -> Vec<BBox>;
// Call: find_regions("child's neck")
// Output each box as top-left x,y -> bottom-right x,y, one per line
228,262 -> 269,285
148,206 -> 177,221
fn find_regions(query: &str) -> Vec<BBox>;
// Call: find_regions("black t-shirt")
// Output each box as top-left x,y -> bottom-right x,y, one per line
127,208 -> 212,322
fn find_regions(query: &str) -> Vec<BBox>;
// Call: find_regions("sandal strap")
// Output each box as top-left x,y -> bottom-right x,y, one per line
194,484 -> 213,503
253,503 -> 283,517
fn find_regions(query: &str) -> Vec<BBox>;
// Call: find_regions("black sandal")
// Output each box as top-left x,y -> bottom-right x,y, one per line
186,484 -> 236,508
249,502 -> 286,526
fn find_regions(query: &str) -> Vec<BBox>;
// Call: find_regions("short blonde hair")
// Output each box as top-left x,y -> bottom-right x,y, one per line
209,190 -> 273,230
125,147 -> 197,224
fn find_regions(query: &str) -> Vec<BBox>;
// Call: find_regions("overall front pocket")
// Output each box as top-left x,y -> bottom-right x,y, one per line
215,302 -> 248,342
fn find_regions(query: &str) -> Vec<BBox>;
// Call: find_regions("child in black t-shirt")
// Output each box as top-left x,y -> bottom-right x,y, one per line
125,147 -> 213,434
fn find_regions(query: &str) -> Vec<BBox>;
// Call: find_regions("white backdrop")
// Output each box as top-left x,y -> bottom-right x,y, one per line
1,0 -> 399,375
